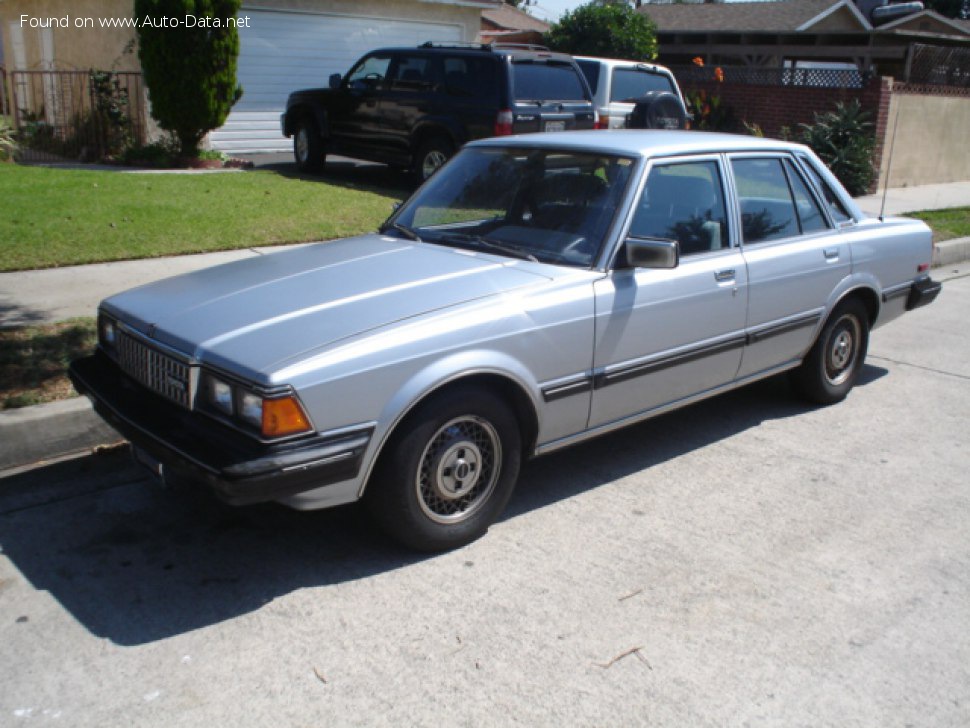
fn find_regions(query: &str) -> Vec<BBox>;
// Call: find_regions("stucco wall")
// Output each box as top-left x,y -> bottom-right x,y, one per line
1,0 -> 139,72
243,0 -> 483,42
0,0 -> 482,74
879,87 -> 970,188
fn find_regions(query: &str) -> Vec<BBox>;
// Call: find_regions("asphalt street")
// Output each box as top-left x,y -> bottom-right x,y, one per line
1,270 -> 968,727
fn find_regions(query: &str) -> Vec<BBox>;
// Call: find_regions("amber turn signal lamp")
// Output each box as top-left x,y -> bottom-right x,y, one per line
262,396 -> 311,438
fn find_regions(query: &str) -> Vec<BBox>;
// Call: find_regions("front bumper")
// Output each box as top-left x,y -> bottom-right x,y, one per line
69,352 -> 372,506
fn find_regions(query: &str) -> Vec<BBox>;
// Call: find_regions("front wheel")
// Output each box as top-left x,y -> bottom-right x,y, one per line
365,387 -> 521,551
791,298 -> 869,404
293,119 -> 325,173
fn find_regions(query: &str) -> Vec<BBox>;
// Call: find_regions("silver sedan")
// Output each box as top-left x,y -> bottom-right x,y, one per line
70,130 -> 940,550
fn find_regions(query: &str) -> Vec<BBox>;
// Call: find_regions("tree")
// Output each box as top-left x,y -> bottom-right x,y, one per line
135,0 -> 243,157
544,3 -> 659,61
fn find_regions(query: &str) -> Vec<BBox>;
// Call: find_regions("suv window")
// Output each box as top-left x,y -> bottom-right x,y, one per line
576,60 -> 601,94
389,55 -> 435,90
347,54 -> 392,90
732,157 -> 829,244
610,68 -> 675,102
630,160 -> 729,256
512,62 -> 587,102
443,56 -> 499,101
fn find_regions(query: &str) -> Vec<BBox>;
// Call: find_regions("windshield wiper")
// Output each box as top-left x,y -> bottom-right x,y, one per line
437,232 -> 538,263
383,222 -> 422,241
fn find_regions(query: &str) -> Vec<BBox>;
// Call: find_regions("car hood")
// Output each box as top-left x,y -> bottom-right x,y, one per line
102,235 -> 553,381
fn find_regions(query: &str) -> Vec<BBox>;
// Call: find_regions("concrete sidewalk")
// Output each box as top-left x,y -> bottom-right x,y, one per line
0,179 -> 968,472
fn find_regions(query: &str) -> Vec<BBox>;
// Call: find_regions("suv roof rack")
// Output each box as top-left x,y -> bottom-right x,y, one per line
416,41 -> 553,53
488,43 -> 551,52
418,41 -> 492,50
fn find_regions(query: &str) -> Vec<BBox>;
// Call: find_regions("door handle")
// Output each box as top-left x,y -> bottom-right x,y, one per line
824,248 -> 839,261
714,269 -> 736,283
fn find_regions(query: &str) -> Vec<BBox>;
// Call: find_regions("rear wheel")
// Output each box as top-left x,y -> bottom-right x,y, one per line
293,119 -> 325,173
365,386 -> 521,551
413,136 -> 453,185
791,298 -> 869,404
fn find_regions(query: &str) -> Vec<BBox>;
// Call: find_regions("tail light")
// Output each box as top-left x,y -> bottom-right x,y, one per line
494,109 -> 513,136
595,113 -> 609,130
918,263 -> 930,273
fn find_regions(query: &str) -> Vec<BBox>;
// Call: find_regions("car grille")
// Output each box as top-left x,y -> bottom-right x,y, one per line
116,331 -> 193,409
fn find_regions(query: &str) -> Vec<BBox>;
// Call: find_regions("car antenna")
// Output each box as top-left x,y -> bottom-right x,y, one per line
879,93 -> 903,222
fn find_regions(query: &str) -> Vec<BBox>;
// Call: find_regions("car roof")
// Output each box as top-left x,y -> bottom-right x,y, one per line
468,130 -> 812,160
574,56 -> 675,75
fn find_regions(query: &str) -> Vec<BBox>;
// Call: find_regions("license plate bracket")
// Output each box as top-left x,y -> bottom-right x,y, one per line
544,120 -> 566,132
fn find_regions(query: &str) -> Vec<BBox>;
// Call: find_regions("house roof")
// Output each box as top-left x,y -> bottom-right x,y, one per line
640,0 -> 869,33
481,4 -> 550,33
877,10 -> 970,36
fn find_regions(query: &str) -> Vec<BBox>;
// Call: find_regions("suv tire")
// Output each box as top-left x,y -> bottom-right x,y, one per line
294,118 -> 326,173
413,136 -> 453,184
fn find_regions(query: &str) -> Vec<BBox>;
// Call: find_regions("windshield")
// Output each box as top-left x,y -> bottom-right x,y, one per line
387,147 -> 636,268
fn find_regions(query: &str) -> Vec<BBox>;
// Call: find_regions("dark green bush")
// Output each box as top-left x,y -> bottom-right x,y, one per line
544,3 -> 658,61
135,0 -> 243,157
799,99 -> 875,196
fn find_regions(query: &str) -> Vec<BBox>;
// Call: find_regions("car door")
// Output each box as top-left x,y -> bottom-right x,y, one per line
729,155 -> 850,379
330,53 -> 392,153
589,157 -> 748,429
379,53 -> 439,162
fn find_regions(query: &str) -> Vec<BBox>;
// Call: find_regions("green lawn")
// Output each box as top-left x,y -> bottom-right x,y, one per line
0,164 -> 400,271
908,207 -> 970,243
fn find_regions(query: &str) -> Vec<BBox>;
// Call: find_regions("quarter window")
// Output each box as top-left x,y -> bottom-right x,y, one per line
797,154 -> 853,224
629,161 -> 729,256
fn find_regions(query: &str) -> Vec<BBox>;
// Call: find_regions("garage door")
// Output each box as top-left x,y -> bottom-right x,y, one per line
210,9 -> 462,154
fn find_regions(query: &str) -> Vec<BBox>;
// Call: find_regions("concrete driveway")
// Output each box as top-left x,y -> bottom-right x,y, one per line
1,272 -> 968,727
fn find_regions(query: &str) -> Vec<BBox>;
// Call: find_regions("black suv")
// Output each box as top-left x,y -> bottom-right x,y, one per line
281,43 -> 597,182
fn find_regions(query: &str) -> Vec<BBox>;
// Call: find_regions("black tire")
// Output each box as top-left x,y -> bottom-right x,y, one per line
293,118 -> 325,173
365,386 -> 522,551
628,91 -> 688,130
412,136 -> 453,185
791,298 -> 869,405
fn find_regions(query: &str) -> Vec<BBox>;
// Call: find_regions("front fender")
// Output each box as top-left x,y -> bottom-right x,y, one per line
357,350 -> 543,498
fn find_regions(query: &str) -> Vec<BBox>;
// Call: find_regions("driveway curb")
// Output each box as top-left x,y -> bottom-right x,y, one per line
0,398 -> 122,472
935,237 -> 970,267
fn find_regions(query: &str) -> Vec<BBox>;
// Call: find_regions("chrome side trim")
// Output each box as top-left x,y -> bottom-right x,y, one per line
534,359 -> 801,456
594,335 -> 747,389
745,310 -> 823,345
882,280 -> 914,303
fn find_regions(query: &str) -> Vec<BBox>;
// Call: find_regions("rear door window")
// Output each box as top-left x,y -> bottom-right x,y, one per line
388,55 -> 435,91
443,56 -> 499,102
512,62 -> 588,102
610,68 -> 676,102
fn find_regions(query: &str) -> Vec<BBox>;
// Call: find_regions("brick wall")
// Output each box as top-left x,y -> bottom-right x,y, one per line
678,75 -> 894,192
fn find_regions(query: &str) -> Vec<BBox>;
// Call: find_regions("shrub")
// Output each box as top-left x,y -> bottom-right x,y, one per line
135,0 -> 243,157
545,3 -> 658,61
799,99 -> 875,196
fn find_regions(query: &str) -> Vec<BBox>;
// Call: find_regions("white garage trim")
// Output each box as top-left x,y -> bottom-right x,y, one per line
210,7 -> 463,154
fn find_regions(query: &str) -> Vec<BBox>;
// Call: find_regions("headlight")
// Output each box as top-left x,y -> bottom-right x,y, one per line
200,371 -> 311,439
203,374 -> 234,416
238,391 -> 263,429
99,315 -> 117,350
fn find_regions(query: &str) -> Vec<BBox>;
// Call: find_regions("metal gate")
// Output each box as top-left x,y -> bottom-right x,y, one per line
8,70 -> 146,163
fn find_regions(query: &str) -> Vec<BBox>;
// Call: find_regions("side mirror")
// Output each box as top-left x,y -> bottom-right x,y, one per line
623,237 -> 679,269
329,73 -> 342,89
